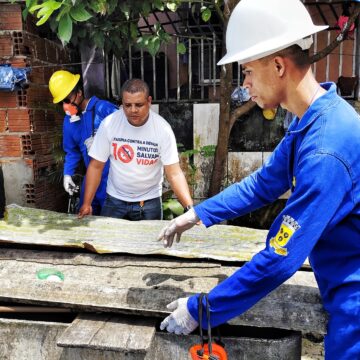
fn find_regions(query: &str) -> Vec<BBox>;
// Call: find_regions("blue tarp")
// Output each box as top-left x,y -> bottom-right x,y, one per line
0,64 -> 31,92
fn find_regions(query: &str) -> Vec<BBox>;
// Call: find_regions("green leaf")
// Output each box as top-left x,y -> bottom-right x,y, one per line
130,22 -> 138,39
119,3 -> 130,20
22,7 -> 29,20
153,0 -> 164,11
37,5 -> 51,18
29,4 -> 44,13
36,11 -> 52,25
164,199 -> 184,216
70,5 -> 92,22
93,31 -> 105,49
177,42 -> 186,55
58,13 -> 73,44
166,2 -> 178,12
148,37 -> 160,57
142,2 -> 151,16
201,8 -> 212,22
26,0 -> 36,8
49,0 -> 61,11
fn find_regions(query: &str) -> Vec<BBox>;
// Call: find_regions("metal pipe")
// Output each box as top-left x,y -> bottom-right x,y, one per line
339,41 -> 343,78
165,44 -> 168,100
201,38 -> 204,100
189,38 -> 192,99
153,55 -> 157,100
177,37 -> 180,100
141,48 -> 144,81
213,33 -> 216,97
326,31 -> 330,81
128,44 -> 133,79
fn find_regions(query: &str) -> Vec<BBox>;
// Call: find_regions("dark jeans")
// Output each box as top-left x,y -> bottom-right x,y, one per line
100,194 -> 162,220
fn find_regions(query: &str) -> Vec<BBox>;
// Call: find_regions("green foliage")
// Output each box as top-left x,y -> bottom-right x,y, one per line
180,144 -> 216,191
177,42 -> 186,55
201,6 -> 212,22
24,0 -> 220,55
162,198 -> 184,220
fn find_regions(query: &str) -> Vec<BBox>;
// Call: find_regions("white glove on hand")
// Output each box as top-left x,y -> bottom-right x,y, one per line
63,175 -> 76,195
158,208 -> 199,248
160,297 -> 198,335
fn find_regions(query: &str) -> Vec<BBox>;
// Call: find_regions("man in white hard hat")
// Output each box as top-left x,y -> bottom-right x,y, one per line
158,0 -> 360,358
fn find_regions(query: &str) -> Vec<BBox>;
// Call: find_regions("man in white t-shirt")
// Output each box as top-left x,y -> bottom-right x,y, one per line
78,79 -> 193,220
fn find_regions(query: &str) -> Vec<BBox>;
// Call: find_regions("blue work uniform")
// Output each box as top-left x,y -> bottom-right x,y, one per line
63,96 -> 118,214
188,83 -> 360,360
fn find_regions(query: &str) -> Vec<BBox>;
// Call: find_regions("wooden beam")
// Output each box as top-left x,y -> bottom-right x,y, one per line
0,248 -> 327,334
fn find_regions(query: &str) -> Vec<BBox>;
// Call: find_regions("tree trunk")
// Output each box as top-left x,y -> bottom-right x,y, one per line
208,2 -> 360,197
208,0 -> 237,197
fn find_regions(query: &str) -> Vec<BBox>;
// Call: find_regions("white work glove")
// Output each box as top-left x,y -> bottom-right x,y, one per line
63,175 -> 76,195
158,208 -> 199,248
160,297 -> 198,335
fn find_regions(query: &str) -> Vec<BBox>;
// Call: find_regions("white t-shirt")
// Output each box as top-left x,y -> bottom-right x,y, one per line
89,108 -> 179,202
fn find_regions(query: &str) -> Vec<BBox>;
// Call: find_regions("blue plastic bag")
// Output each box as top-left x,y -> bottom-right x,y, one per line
231,86 -> 250,104
0,64 -> 31,92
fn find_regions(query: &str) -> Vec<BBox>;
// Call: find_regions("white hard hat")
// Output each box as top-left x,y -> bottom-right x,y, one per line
218,0 -> 328,65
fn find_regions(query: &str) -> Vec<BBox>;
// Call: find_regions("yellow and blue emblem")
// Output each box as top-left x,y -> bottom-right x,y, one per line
270,215 -> 300,256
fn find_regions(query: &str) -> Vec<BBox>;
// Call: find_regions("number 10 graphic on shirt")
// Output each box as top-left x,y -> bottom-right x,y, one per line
112,143 -> 134,163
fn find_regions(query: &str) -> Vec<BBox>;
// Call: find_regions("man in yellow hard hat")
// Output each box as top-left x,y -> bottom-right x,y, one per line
158,0 -> 360,358
49,70 -> 118,214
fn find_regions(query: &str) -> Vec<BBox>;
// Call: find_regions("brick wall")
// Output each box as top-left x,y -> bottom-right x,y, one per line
0,3 -> 75,211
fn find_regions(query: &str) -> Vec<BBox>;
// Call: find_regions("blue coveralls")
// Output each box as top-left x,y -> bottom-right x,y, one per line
63,96 -> 118,214
188,83 -> 360,359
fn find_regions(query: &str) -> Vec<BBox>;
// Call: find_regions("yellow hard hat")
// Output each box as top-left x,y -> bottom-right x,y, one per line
48,70 -> 80,104
262,108 -> 277,120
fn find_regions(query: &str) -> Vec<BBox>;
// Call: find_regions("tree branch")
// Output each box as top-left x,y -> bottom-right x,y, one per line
310,3 -> 360,63
228,101 -> 256,136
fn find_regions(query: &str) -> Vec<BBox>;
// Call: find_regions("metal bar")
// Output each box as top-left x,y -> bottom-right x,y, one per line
356,22 -> 360,99
326,31 -> 330,81
213,33 -> 216,97
339,41 -> 343,78
329,4 -> 339,22
153,55 -> 157,100
352,31 -> 358,76
315,4 -> 328,25
104,50 -> 110,98
313,33 -> 318,78
141,48 -> 144,81
177,37 -> 180,100
201,37 -> 204,100
189,37 -> 192,99
128,44 -> 133,79
165,44 -> 168,101
304,1 -> 345,5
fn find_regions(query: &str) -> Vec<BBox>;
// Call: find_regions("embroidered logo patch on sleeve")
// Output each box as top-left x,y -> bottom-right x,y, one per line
270,215 -> 300,256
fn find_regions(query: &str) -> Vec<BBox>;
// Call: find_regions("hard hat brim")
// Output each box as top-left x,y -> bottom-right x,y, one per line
218,25 -> 328,66
52,74 -> 80,103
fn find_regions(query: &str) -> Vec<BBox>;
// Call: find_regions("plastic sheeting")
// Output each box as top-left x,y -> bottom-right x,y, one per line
0,64 -> 31,92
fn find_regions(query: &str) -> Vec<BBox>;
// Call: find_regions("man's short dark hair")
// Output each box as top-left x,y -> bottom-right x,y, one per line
121,79 -> 150,98
261,45 -> 311,69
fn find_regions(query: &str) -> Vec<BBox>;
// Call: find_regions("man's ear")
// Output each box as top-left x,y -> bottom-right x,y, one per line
273,56 -> 286,77
148,96 -> 152,104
